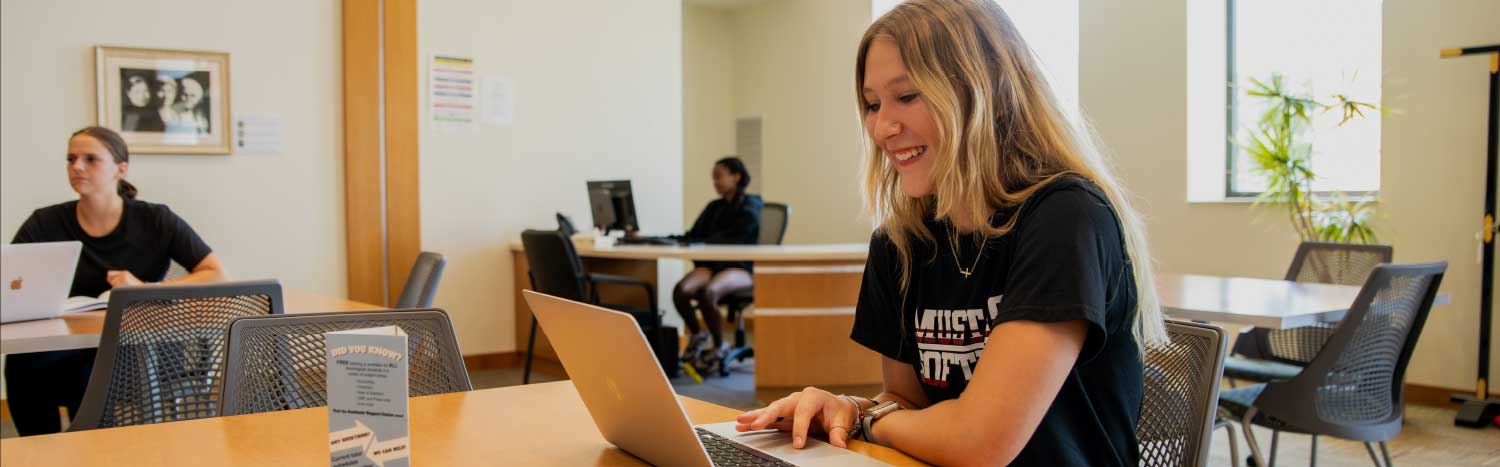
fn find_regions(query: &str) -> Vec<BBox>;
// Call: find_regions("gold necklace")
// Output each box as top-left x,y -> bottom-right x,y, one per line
946,228 -> 989,279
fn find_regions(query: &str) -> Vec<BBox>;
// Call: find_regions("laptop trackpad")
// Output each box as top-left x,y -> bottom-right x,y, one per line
695,422 -> 894,467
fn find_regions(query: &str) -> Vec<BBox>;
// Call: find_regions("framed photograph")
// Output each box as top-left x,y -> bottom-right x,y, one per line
95,46 -> 231,154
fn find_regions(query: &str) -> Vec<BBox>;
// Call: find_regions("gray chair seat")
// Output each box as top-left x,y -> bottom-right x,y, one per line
1222,357 -> 1303,382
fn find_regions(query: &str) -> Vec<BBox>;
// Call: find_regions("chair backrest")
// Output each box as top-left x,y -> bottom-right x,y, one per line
1256,261 -> 1446,440
395,251 -> 447,308
1137,320 -> 1229,467
1256,242 -> 1395,363
758,202 -> 789,245
1285,242 -> 1393,285
219,309 -> 471,416
70,280 -> 284,431
521,229 -> 588,302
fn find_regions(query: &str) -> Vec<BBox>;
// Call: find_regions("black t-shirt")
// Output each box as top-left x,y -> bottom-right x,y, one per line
685,193 -> 763,272
850,177 -> 1142,466
11,199 -> 213,298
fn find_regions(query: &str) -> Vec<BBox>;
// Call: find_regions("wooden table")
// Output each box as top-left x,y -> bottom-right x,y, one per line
0,288 -> 384,355
0,381 -> 926,466
1158,273 -> 1452,329
511,241 -> 878,388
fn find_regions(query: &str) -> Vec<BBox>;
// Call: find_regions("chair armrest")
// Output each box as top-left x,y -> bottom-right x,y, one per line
585,273 -> 658,316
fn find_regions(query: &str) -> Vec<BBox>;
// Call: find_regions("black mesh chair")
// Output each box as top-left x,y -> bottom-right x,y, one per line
521,228 -> 658,383
1219,262 -> 1446,467
69,280 -> 284,431
395,251 -> 446,308
219,309 -> 471,416
716,202 -> 789,375
1225,242 -> 1394,384
1138,320 -> 1230,467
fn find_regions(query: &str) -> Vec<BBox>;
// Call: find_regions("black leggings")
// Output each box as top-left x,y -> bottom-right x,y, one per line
4,349 -> 95,436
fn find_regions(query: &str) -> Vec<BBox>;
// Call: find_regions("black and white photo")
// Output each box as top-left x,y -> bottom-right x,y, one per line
97,46 -> 230,154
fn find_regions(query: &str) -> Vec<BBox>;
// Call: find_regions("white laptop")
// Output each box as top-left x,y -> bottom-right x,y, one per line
522,290 -> 891,467
1,241 -> 84,324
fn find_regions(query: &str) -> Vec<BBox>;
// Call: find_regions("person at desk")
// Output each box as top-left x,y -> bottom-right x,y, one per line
734,1 -> 1168,465
5,126 -> 226,436
673,157 -> 762,368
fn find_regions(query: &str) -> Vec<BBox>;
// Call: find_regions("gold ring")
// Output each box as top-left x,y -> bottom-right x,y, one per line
830,425 -> 847,432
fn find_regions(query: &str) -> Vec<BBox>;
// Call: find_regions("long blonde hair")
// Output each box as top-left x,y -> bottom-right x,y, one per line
857,0 -> 1167,347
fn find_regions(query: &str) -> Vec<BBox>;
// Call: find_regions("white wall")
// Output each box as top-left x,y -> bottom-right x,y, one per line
1,0 -> 344,398
0,0 -> 346,294
683,4 -> 737,228
1080,0 -> 1500,390
418,0 -> 684,355
682,0 -> 873,244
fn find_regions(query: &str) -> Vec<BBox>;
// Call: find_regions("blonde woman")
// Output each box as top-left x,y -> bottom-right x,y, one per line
734,1 -> 1167,465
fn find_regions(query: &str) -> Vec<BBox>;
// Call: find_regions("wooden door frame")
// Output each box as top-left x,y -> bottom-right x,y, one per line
342,0 -> 421,306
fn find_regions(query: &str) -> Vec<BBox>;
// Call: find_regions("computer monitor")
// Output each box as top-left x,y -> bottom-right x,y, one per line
586,180 -> 639,234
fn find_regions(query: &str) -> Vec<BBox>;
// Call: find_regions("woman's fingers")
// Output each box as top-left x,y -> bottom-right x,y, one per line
823,397 -> 856,449
790,391 -> 824,449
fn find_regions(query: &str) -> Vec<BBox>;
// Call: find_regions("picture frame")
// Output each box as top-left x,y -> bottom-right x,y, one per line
95,46 -> 231,155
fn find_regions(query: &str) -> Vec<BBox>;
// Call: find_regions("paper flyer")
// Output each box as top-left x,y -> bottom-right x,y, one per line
429,55 -> 476,129
328,326 -> 410,467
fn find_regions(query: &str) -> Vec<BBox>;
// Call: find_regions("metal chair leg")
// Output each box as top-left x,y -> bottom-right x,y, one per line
1309,434 -> 1317,467
1216,418 -> 1242,467
1364,442 -> 1383,467
523,316 -> 539,384
1379,441 -> 1393,467
1241,408 -> 1267,467
1269,429 -> 1280,467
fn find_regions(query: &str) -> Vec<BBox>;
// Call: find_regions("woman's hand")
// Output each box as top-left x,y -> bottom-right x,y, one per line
106,270 -> 144,287
734,387 -> 859,449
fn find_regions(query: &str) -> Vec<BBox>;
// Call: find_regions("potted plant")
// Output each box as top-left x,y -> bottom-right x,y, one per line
1238,73 -> 1381,244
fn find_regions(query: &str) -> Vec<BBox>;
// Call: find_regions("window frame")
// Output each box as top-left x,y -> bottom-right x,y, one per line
1221,0 -> 1381,200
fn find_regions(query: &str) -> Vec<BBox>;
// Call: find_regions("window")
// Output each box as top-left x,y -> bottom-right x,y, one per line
1229,0 -> 1382,196
1188,0 -> 1382,201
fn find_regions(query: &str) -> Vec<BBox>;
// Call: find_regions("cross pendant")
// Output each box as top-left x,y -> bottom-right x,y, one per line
960,269 -> 972,278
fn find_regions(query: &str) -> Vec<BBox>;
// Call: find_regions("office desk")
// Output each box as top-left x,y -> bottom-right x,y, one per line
1158,273 -> 1452,329
511,242 -> 877,388
0,288 -> 384,355
0,381 -> 927,466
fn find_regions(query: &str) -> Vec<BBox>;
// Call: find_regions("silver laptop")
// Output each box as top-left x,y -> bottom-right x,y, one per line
522,290 -> 891,467
1,241 -> 83,324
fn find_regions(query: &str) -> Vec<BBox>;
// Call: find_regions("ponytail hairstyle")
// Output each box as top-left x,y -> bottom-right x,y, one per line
715,156 -> 752,201
71,126 -> 137,199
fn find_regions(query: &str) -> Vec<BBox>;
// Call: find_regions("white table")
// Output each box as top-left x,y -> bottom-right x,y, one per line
1158,273 -> 1451,329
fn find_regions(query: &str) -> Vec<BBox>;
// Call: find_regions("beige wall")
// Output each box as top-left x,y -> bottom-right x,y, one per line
418,0 -> 684,355
683,0 -> 874,243
0,0 -> 346,296
0,0 -> 344,398
683,4 -> 737,227
1080,0 -> 1500,390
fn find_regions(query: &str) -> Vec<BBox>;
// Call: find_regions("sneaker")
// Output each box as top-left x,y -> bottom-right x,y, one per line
694,341 -> 734,377
680,331 -> 710,362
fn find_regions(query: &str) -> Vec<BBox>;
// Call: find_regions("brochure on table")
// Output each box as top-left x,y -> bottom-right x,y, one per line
327,325 -> 409,467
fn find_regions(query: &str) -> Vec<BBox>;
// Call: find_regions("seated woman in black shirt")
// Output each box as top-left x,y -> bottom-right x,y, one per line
672,157 -> 762,370
6,126 -> 225,436
732,1 -> 1168,465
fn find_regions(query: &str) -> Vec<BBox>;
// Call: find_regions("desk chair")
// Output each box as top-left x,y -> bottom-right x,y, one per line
715,202 -> 789,376
1225,242 -> 1393,385
1219,262 -> 1446,467
69,280 -> 284,431
395,251 -> 446,308
219,310 -> 471,416
521,228 -> 659,383
1138,320 -> 1230,467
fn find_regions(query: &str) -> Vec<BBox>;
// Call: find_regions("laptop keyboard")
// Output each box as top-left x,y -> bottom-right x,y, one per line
696,428 -> 798,467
